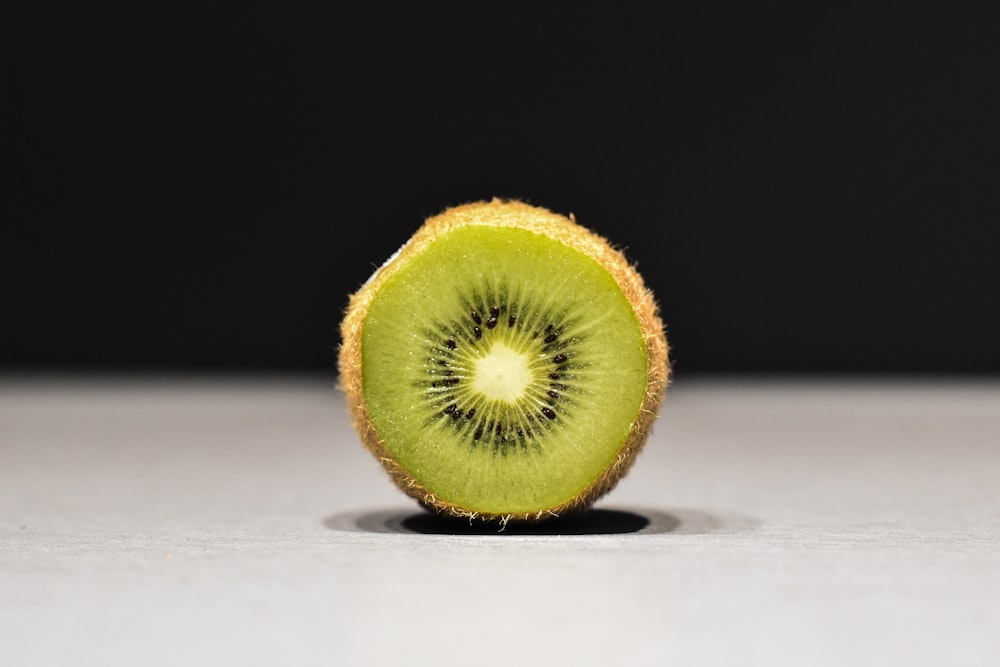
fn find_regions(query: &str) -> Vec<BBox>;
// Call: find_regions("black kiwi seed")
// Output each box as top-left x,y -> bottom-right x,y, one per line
553,353 -> 567,364
471,310 -> 481,325
508,314 -> 516,327
474,326 -> 482,339
542,407 -> 557,420
447,338 -> 456,350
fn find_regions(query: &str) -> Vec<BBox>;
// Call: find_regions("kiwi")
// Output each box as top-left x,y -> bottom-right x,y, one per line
339,199 -> 668,524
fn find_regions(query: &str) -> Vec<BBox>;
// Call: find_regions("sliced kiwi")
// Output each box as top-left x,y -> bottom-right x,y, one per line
339,200 -> 669,523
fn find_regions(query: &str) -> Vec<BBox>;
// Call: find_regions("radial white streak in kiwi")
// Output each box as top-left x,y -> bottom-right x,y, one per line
470,342 -> 532,402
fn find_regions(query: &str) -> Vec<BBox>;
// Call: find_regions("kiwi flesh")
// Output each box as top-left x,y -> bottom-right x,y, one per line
339,200 -> 669,524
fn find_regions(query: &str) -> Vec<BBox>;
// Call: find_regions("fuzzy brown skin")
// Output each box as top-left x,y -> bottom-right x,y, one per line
338,199 -> 669,525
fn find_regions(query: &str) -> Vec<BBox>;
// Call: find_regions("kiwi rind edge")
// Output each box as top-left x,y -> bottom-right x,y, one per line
339,199 -> 670,525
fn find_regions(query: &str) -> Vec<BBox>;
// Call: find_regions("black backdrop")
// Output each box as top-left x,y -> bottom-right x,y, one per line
6,3 -> 999,373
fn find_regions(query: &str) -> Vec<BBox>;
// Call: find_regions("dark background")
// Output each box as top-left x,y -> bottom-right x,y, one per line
6,3 -> 999,374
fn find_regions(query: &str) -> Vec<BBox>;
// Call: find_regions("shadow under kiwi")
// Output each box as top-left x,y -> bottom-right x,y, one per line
323,506 -> 753,536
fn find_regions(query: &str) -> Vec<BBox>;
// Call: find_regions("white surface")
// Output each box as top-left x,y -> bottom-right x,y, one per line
1,377 -> 998,666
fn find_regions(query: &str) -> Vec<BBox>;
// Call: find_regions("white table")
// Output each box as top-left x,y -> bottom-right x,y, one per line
2,377 -> 998,666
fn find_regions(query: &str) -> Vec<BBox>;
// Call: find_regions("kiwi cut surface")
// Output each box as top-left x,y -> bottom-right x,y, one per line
339,200 -> 668,523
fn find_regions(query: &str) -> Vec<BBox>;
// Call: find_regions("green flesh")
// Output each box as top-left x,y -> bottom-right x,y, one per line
361,225 -> 648,514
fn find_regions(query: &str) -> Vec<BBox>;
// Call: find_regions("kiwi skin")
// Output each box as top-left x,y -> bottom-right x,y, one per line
338,199 -> 669,524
